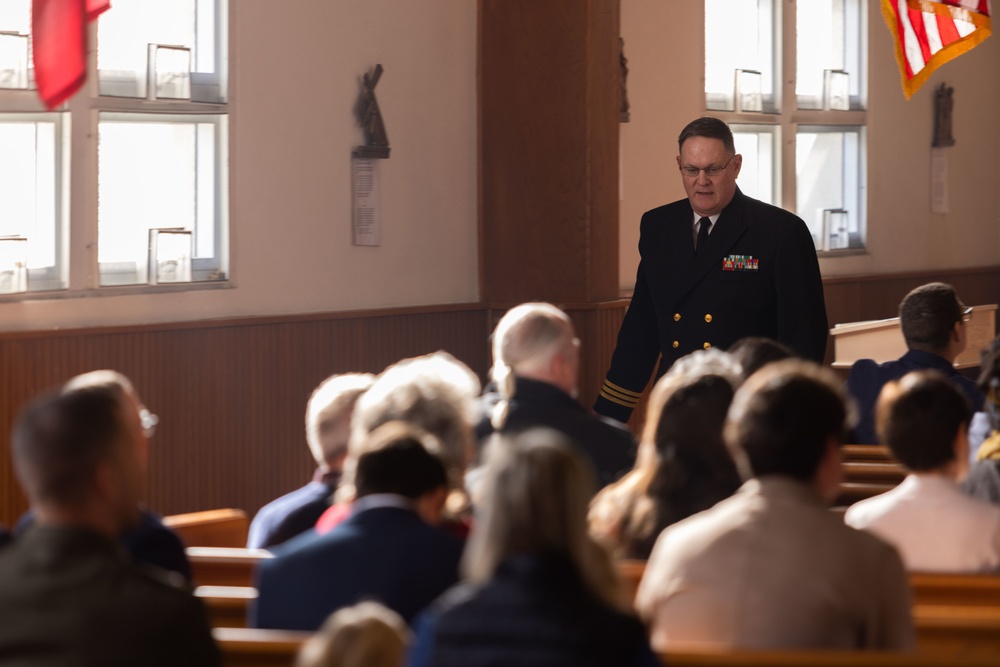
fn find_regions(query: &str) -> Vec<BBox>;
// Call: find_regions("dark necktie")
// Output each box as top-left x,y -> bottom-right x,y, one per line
696,216 -> 711,254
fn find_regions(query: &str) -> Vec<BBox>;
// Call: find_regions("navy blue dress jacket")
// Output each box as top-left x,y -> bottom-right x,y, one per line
251,505 -> 463,631
595,188 -> 828,423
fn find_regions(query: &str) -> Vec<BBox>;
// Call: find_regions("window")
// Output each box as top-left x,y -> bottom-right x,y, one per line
706,0 -> 867,253
0,0 -> 227,295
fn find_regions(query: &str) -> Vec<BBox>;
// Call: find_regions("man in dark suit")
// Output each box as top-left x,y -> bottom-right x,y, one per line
0,371 -> 219,666
477,302 -> 636,488
846,282 -> 983,444
247,372 -> 374,549
252,422 -> 463,631
595,117 -> 827,423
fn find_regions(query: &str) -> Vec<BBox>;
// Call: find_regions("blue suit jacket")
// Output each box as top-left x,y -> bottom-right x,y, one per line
251,505 -> 463,631
846,349 -> 985,444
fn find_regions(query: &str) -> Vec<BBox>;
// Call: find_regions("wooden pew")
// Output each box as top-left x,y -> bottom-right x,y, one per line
911,572 -> 1000,606
662,649 -> 1000,666
619,560 -> 1000,653
914,604 -> 1000,653
842,444 -> 896,463
198,585 -> 257,628
188,546 -> 272,587
165,508 -> 250,547
213,627 -> 308,667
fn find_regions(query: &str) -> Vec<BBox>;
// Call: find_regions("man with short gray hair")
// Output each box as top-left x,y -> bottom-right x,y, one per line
477,302 -> 635,488
248,372 -> 375,549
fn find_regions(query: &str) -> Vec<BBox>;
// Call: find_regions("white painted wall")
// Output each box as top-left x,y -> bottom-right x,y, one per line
0,0 -> 478,332
619,0 -> 1000,287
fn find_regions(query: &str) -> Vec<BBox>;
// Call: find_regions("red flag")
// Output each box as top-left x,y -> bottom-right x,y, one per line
881,0 -> 992,99
32,0 -> 111,110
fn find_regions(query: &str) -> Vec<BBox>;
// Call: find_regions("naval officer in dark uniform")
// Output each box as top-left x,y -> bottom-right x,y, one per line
595,117 -> 828,423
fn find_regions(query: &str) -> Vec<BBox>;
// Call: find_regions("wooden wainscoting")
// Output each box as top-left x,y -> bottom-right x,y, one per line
0,305 -> 491,528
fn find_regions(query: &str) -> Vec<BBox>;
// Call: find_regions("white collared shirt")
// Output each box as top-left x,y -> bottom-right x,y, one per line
691,213 -> 721,246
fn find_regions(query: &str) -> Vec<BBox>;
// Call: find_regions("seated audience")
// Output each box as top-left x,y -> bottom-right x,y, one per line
407,429 -> 658,667
636,360 -> 914,651
964,336 -> 1000,472
248,372 -> 374,549
297,601 -> 410,667
475,302 -> 636,488
15,371 -> 191,580
589,371 -> 740,559
316,352 -> 480,535
253,422 -> 464,631
0,528 -> 9,548
847,282 -> 983,444
0,371 -> 219,665
727,336 -> 794,381
845,372 -> 1000,571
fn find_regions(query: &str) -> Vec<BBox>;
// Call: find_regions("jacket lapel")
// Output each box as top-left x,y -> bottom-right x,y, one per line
673,189 -> 749,301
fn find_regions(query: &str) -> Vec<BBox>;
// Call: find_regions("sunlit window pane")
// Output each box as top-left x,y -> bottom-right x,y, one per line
98,114 -> 225,285
732,125 -> 777,205
705,0 -> 776,111
796,126 -> 865,251
97,0 -> 225,102
796,0 -> 864,109
0,2 -> 30,34
0,117 -> 61,276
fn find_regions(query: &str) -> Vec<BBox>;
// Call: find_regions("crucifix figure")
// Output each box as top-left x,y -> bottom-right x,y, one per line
354,64 -> 390,158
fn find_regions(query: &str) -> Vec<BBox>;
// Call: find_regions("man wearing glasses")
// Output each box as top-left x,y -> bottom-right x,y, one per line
595,117 -> 828,423
846,282 -> 984,444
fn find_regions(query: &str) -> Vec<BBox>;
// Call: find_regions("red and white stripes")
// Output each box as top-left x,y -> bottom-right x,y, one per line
881,0 -> 992,99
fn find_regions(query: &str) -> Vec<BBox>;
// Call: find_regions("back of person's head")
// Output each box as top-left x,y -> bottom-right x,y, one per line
876,371 -> 970,472
725,360 -> 850,482
663,348 -> 742,388
490,302 -> 576,388
727,336 -> 795,381
306,373 -> 375,469
463,429 -> 626,609
899,282 -> 966,353
346,352 -> 480,498
353,422 -> 448,500
489,302 -> 579,429
296,601 -> 410,667
616,373 -> 739,556
13,379 -> 134,509
677,116 -> 735,153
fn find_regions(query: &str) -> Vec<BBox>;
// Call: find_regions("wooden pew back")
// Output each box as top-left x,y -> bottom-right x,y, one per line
165,508 -> 250,547
214,627 -> 308,667
188,546 -> 272,587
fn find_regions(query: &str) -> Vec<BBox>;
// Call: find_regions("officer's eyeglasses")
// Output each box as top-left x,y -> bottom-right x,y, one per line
679,154 -> 735,178
961,306 -> 974,324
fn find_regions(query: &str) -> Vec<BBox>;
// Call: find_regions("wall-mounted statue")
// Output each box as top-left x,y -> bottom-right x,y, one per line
354,64 -> 390,158
932,83 -> 954,148
620,38 -> 630,123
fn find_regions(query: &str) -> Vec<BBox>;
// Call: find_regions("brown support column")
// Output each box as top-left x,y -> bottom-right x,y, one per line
479,0 -> 621,304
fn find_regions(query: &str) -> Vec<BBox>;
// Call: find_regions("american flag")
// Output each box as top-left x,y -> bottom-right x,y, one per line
32,0 -> 112,109
881,0 -> 992,99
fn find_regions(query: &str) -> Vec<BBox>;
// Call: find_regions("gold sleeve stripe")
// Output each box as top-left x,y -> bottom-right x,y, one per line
602,379 -> 643,398
599,388 -> 637,408
600,385 -> 639,407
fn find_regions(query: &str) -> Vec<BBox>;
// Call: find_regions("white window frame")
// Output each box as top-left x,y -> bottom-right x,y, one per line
706,0 -> 869,256
0,0 -> 229,298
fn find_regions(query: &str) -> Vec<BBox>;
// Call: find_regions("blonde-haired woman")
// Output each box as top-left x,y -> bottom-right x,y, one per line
407,429 -> 657,667
589,372 -> 741,559
297,601 -> 410,667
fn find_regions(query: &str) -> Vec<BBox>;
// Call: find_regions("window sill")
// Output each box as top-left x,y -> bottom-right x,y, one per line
0,279 -> 233,303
